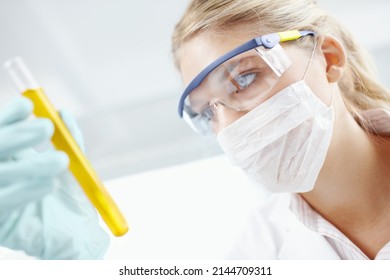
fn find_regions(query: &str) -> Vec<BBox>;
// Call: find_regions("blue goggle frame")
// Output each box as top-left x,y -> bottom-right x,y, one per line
178,30 -> 316,117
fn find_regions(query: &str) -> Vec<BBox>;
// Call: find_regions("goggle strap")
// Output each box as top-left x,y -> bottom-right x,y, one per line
278,30 -> 302,42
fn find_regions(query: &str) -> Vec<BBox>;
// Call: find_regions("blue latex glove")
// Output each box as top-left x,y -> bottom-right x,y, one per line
0,97 -> 109,259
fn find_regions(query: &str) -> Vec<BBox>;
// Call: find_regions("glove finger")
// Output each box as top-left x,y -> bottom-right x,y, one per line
11,147 -> 39,160
40,183 -> 110,259
57,172 -> 91,210
0,118 -> 54,159
0,178 -> 57,215
59,110 -> 85,153
0,97 -> 33,127
0,151 -> 69,185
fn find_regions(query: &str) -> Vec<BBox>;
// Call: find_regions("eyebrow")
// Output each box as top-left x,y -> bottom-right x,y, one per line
224,52 -> 258,65
221,53 -> 269,76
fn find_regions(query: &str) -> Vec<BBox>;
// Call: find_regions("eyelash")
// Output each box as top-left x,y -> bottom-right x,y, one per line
234,72 -> 257,91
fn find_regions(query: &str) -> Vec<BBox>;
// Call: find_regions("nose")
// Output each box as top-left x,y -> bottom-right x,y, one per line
212,103 -> 247,134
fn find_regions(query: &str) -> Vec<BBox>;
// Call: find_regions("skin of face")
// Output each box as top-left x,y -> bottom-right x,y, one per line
178,29 -> 390,259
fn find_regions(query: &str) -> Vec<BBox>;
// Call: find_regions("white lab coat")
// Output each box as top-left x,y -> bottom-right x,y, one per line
227,193 -> 341,259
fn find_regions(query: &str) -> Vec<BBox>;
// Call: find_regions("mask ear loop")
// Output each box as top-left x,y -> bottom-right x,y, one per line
302,36 -> 334,107
302,36 -> 318,81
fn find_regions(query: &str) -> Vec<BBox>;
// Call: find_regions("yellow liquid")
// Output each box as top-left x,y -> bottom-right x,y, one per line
23,88 -> 129,237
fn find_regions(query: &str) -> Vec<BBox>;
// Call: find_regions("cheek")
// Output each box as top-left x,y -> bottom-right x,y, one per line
304,65 -> 333,106
260,58 -> 308,98
274,48 -> 332,106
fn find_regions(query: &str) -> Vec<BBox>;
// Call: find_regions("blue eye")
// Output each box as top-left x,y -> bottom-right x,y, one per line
185,104 -> 214,121
234,73 -> 257,89
201,106 -> 214,121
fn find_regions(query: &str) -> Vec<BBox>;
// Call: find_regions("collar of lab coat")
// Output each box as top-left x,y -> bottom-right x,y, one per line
277,221 -> 341,259
359,108 -> 390,135
269,194 -> 341,260
275,194 -> 340,259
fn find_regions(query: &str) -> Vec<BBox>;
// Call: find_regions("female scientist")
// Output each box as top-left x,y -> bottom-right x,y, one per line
1,0 -> 389,259
171,0 -> 390,259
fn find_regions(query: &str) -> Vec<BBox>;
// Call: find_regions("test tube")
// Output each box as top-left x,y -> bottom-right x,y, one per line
4,57 -> 129,237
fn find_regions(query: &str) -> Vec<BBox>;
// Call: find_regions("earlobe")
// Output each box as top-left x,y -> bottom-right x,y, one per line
318,35 -> 347,83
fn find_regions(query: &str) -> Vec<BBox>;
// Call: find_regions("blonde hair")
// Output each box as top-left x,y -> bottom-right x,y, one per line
172,0 -> 390,126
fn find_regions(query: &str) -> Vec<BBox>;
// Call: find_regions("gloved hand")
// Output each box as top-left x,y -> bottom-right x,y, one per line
0,97 -> 109,259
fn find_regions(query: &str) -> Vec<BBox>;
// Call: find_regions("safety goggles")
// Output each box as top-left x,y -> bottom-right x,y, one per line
177,30 -> 316,136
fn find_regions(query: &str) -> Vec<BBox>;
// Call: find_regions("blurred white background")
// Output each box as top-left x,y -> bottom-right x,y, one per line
0,0 -> 389,259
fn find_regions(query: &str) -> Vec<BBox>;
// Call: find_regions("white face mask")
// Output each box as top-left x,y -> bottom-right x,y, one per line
217,80 -> 334,193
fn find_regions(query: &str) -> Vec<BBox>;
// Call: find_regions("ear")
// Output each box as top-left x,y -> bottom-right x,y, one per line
317,35 -> 347,83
